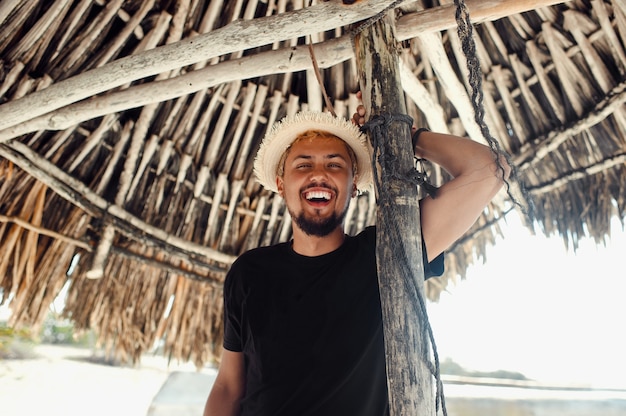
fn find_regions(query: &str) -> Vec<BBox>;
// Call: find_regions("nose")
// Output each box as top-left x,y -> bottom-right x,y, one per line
308,164 -> 329,183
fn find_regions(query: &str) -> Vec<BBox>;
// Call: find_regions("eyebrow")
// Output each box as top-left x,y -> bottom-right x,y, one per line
291,153 -> 348,161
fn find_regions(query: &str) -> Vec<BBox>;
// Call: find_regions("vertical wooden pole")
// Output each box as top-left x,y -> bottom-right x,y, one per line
354,16 -> 435,416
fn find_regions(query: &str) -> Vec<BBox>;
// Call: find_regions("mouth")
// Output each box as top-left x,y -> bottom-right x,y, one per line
302,188 -> 333,206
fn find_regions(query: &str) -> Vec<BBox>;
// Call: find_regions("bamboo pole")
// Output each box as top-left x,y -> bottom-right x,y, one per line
354,15 -> 434,415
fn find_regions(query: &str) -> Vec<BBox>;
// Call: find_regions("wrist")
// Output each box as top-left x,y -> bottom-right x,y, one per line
412,128 -> 429,157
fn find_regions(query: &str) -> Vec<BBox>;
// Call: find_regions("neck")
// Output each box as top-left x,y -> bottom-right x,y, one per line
291,226 -> 345,256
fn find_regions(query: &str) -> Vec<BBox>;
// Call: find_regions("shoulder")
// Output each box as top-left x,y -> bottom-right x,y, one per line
353,225 -> 376,242
224,243 -> 289,288
232,242 -> 288,267
355,225 -> 444,279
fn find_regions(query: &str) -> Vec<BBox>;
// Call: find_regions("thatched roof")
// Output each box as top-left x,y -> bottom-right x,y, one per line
1,0 -> 624,367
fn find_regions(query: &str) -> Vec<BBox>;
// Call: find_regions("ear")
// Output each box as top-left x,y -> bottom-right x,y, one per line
351,181 -> 358,198
276,176 -> 285,197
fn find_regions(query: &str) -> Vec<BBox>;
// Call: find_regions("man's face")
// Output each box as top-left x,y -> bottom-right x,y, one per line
276,134 -> 357,237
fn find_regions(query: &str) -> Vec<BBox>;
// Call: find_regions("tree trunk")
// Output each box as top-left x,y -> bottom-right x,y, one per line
354,16 -> 434,416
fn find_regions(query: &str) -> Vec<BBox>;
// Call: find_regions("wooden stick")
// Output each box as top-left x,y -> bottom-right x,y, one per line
529,152 -> 626,195
0,0 -> 36,52
0,213 -> 91,250
0,0 -> 22,26
109,244 -> 223,285
417,32 -> 487,143
0,0 -> 399,132
398,59 -> 450,133
10,0 -> 73,66
516,81 -> 626,171
0,141 -> 237,265
395,0 -> 568,40
0,0 -> 570,137
54,0 -> 125,76
48,0 -> 94,63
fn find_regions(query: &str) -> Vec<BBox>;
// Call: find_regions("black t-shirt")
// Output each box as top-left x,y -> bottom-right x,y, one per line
223,226 -> 444,416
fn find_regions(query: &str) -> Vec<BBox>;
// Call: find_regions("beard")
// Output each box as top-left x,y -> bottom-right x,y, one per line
290,208 -> 347,237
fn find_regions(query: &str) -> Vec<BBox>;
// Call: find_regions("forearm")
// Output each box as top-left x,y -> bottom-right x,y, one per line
416,130 -> 511,257
414,130 -> 510,180
204,382 -> 242,416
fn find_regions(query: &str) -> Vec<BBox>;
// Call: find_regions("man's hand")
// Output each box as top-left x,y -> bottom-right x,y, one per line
350,91 -> 418,135
351,91 -> 367,127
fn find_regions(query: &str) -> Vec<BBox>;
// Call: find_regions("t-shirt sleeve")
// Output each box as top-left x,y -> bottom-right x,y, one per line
422,240 -> 444,280
365,226 -> 445,280
222,262 -> 243,352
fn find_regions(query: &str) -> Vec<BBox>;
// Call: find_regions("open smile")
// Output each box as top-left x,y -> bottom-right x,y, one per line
302,188 -> 334,207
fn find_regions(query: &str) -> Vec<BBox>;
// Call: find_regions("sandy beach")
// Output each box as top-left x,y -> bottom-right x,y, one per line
0,344 -> 216,416
3,343 -> 626,416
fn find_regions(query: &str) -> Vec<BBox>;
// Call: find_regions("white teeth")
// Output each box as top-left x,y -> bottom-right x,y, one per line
305,190 -> 331,200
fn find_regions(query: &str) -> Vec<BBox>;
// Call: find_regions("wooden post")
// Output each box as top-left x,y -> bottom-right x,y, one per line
354,16 -> 435,416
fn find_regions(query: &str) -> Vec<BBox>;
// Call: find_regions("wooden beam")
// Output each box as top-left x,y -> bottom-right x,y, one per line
355,15 -> 434,415
0,0 -> 569,139
396,0 -> 569,41
0,36 -> 354,141
0,213 -> 92,251
0,0 -> 570,141
0,140 -> 237,267
0,0 -> 399,132
516,80 -> 626,171
528,152 -> 626,195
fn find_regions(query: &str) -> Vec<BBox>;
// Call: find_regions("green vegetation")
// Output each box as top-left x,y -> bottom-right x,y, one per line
0,323 -> 36,359
40,314 -> 91,346
1,312 -> 92,359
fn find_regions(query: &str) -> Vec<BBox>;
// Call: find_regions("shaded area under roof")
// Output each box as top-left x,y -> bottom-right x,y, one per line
0,0 -> 625,366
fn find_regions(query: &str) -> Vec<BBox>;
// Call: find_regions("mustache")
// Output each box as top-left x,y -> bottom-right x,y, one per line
301,182 -> 335,193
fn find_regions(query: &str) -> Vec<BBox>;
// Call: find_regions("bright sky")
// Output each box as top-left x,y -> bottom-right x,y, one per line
426,211 -> 626,389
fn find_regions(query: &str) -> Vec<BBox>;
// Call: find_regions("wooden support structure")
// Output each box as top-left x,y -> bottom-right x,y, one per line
0,0 -> 568,143
396,0 -> 568,40
354,16 -> 434,415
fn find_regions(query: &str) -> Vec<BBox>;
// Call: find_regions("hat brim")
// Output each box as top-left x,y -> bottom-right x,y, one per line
253,111 -> 373,193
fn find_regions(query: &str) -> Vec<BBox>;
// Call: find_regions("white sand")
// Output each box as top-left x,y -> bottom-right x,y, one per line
0,344 -> 216,416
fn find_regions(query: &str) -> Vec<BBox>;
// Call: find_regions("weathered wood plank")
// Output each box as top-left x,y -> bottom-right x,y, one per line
355,15 -> 434,416
396,0 -> 568,41
0,0 -> 571,139
0,0 -> 399,132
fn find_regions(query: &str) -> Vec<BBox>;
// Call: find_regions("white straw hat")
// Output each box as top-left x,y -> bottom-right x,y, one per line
253,111 -> 373,193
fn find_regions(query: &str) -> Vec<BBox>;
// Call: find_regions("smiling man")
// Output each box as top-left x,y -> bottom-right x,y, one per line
277,130 -> 360,252
204,110 -> 509,416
